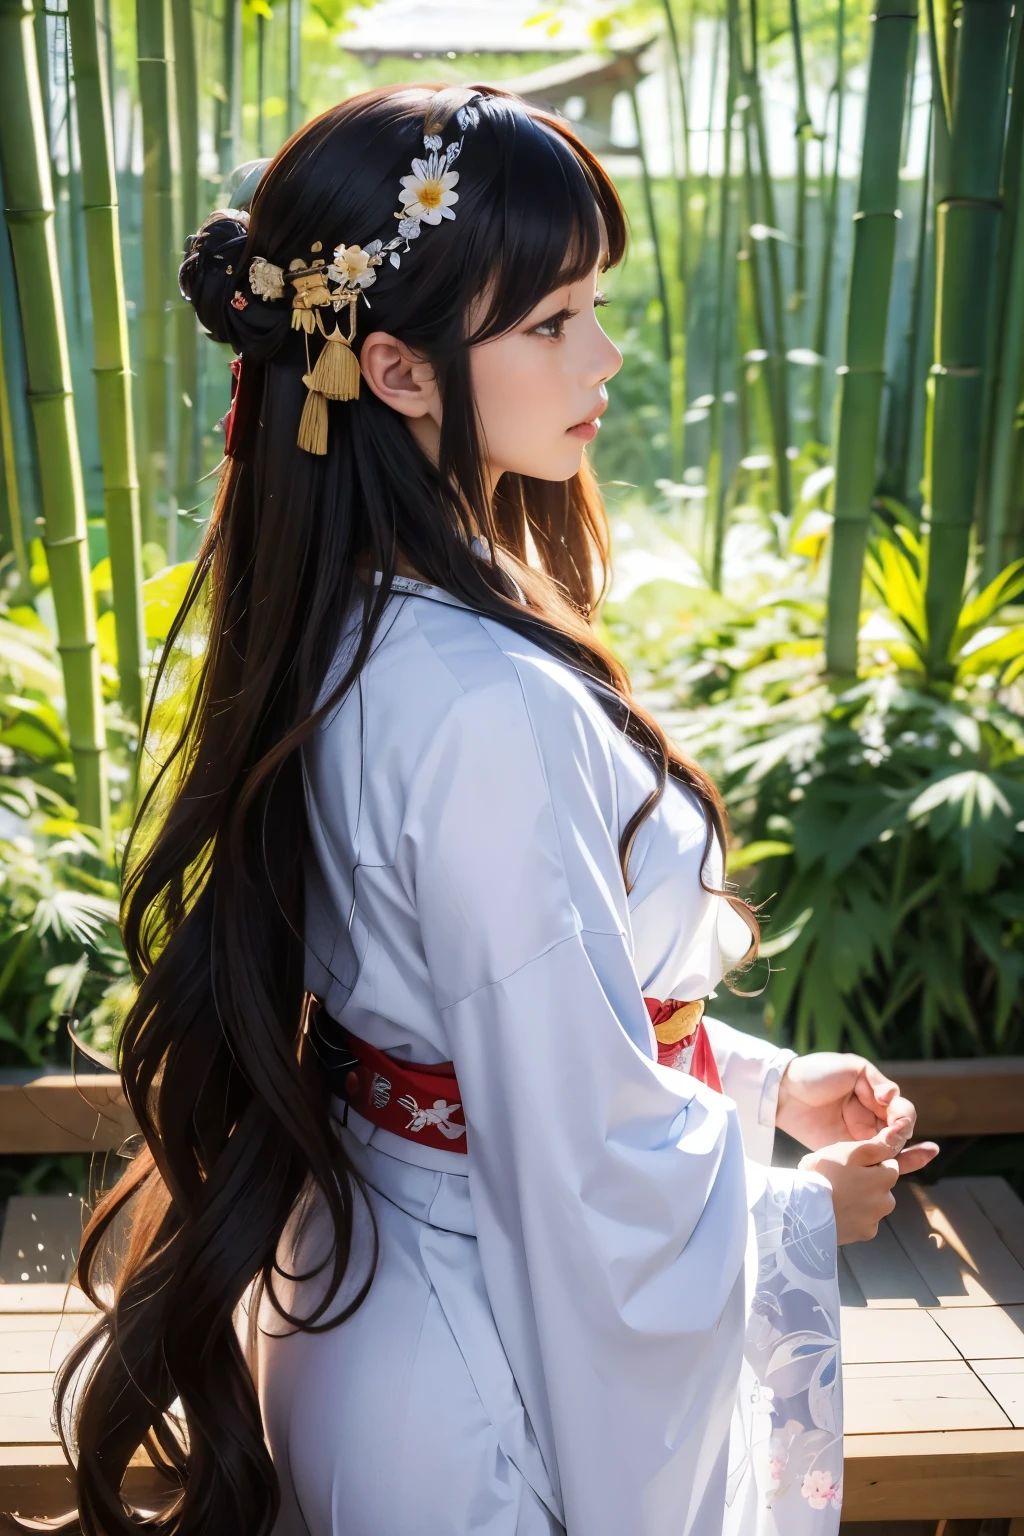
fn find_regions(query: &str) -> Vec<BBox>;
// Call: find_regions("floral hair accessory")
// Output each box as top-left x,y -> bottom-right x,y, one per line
242,99 -> 482,454
397,139 -> 461,225
248,255 -> 286,302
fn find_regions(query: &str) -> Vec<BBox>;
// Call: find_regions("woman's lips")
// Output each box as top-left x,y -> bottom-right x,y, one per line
567,416 -> 602,442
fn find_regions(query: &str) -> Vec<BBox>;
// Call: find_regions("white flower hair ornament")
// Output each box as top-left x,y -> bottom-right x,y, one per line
243,101 -> 481,455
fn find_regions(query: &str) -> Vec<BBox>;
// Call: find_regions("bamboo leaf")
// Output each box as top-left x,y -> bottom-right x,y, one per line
143,560 -> 196,643
953,559 -> 1024,643
726,839 -> 793,872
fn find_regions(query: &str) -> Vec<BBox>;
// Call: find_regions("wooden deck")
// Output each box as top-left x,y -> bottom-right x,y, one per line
1,1175 -> 1024,1526
841,1176 -> 1024,1522
0,1283 -> 170,1526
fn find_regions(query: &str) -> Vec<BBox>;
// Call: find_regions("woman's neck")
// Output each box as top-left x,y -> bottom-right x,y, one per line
394,551 -> 427,580
353,551 -> 427,583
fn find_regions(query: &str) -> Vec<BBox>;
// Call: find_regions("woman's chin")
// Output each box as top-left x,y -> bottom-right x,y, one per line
500,444 -> 588,483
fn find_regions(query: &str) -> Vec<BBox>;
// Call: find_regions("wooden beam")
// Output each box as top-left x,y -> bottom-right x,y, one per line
882,1057 -> 1024,1137
843,1428 -> 1024,1520
0,1071 -> 135,1154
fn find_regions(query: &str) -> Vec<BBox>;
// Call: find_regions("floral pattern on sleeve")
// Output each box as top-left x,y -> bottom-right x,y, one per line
723,1169 -> 843,1536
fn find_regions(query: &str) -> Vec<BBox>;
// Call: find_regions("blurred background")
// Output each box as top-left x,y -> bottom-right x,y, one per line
0,0 -> 1023,1199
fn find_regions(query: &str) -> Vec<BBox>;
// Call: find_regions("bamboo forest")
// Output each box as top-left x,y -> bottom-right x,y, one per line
0,0 -> 1023,1176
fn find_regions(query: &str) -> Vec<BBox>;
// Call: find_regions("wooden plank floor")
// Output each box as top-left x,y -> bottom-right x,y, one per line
0,1282 -> 171,1527
2,1178 -> 1024,1524
842,1176 -> 1024,1522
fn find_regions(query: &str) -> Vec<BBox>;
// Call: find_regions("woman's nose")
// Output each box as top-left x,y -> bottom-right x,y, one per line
593,328 -> 623,387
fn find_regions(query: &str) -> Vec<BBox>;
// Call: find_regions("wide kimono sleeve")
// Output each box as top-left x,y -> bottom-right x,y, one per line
703,1016 -> 796,1166
396,670 -> 755,1535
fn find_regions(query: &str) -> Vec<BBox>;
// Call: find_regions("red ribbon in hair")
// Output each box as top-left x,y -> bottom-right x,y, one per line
222,356 -> 262,459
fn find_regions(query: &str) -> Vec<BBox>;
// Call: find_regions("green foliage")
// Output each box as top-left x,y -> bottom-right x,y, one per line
0,573 -> 146,1072
0,775 -> 127,1068
605,523 -> 1024,1059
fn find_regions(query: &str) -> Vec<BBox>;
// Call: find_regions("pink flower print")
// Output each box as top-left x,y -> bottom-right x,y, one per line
766,1419 -> 803,1489
801,1469 -> 842,1509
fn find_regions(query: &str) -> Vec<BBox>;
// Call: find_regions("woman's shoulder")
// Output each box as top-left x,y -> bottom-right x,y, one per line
366,585 -> 622,755
310,587 -> 645,834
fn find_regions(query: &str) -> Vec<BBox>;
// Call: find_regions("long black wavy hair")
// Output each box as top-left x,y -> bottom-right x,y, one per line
52,83 -> 755,1536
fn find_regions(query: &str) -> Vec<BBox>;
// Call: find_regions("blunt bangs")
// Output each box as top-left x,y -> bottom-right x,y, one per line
462,98 -> 627,346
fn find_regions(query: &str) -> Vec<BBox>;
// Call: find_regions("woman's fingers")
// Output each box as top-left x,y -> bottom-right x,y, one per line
895,1141 -> 940,1176
859,1062 -> 899,1112
802,1134 -> 939,1243
847,1127 -> 904,1165
858,1065 -> 918,1132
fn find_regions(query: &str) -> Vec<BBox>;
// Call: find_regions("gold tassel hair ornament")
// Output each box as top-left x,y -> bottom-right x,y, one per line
243,98 -> 482,455
297,298 -> 361,455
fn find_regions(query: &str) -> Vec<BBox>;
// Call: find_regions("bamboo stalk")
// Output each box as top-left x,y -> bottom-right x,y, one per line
0,0 -> 108,833
793,132 -> 807,317
789,0 -> 812,319
730,0 -> 769,472
218,0 -> 242,180
34,7 -> 51,165
924,0 -> 952,203
981,6 -> 1024,578
659,0 -> 691,287
811,0 -> 845,442
710,24 -> 739,590
67,0 -> 146,725
824,0 -> 919,678
739,109 -> 776,454
883,99 -> 932,509
628,84 -> 672,367
924,0 -> 1014,672
700,15 -> 723,252
0,173 -> 43,546
743,0 -> 792,517
63,15 -> 88,362
286,0 -> 301,137
0,301 -> 30,595
983,147 -> 1024,577
256,8 -> 266,159
99,0 -> 115,128
171,0 -> 199,525
662,38 -> 687,479
788,0 -> 812,132
137,0 -> 178,550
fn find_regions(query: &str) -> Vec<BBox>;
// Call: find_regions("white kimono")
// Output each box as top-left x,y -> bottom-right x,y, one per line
251,576 -> 843,1536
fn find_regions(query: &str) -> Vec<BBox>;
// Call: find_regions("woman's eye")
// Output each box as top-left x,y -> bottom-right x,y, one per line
531,307 -> 577,340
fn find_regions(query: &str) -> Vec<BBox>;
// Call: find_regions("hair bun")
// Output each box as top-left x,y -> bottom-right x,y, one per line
179,209 -> 250,345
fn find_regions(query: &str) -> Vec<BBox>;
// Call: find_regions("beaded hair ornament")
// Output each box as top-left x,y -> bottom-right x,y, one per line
238,100 -> 480,455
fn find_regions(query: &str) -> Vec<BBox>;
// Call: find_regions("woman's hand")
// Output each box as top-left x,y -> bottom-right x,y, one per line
777,1051 -> 939,1176
798,1132 -> 904,1245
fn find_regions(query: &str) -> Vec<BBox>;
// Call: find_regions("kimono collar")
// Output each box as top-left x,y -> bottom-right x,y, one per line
373,536 -> 525,611
372,572 -> 474,612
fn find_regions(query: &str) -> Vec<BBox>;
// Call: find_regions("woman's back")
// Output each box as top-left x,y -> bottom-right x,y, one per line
302,574 -> 719,1060
262,577 -> 837,1536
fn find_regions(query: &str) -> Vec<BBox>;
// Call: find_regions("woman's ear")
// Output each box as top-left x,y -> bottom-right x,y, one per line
359,331 -> 440,422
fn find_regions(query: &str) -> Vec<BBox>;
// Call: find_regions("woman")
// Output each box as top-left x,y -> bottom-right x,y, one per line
59,84 -> 937,1536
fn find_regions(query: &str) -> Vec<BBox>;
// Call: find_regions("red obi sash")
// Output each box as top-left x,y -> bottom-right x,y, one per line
317,997 -> 721,1155
646,997 -> 723,1093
